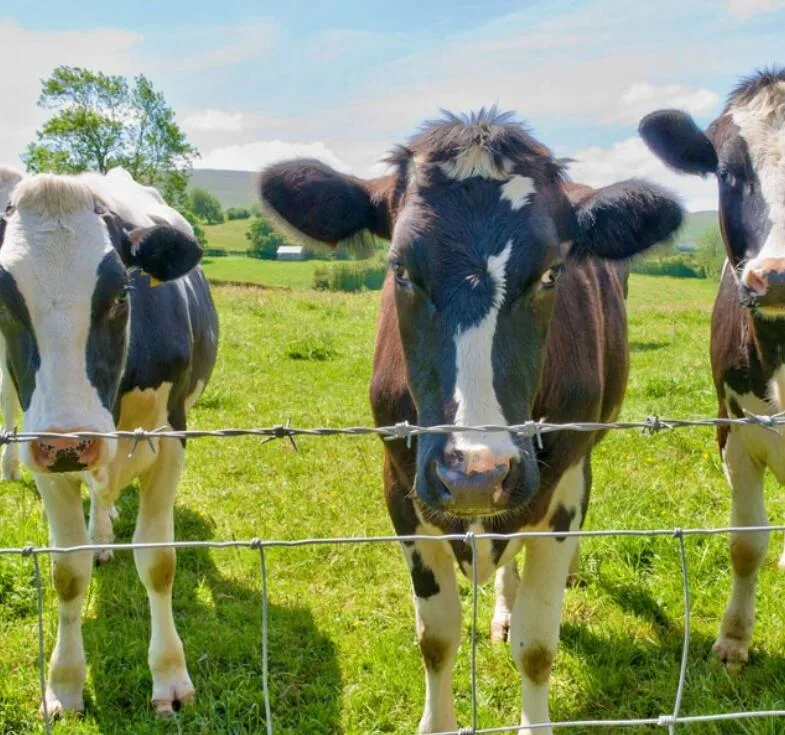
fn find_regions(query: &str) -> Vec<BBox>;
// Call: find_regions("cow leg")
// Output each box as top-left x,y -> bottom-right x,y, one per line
511,463 -> 584,735
779,535 -> 785,572
88,487 -> 118,566
713,430 -> 768,668
134,438 -> 194,716
36,475 -> 92,716
0,359 -> 20,481
403,538 -> 461,734
491,560 -> 518,643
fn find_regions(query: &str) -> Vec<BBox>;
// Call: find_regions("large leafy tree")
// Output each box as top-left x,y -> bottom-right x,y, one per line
24,66 -> 198,206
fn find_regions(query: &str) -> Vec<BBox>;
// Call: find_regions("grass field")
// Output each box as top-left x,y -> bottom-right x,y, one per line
3,275 -> 785,734
203,219 -> 253,253
200,256 -> 320,289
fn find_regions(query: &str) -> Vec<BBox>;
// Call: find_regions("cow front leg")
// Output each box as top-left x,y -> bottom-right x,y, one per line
403,537 -> 461,734
491,560 -> 518,643
134,439 -> 194,716
713,430 -> 768,668
511,534 -> 577,735
36,474 -> 93,717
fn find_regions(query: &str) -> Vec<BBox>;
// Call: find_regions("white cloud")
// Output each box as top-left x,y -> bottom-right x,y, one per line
183,110 -> 245,132
196,140 -> 351,173
568,136 -> 717,212
607,82 -> 721,124
727,0 -> 785,17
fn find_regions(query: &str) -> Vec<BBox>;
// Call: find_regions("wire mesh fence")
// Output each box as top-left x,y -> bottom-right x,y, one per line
3,412 -> 785,734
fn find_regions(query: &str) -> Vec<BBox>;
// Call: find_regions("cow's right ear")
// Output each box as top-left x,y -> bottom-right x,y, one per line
638,109 -> 718,176
259,159 -> 393,249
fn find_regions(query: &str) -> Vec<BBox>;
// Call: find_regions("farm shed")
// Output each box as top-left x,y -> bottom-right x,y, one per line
276,245 -> 306,261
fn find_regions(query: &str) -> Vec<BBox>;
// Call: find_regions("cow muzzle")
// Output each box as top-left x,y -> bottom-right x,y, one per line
431,447 -> 520,517
741,258 -> 785,312
29,429 -> 107,473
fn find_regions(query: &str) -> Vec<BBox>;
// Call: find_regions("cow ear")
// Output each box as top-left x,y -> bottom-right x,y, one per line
638,109 -> 718,175
259,158 -> 393,250
571,180 -> 684,261
124,225 -> 203,282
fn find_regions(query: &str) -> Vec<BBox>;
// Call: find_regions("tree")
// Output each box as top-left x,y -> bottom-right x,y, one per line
694,226 -> 726,280
246,217 -> 287,260
189,188 -> 224,224
24,66 -> 197,207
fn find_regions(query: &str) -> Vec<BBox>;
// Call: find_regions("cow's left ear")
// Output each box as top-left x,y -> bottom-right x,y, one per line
571,180 -> 684,261
123,225 -> 203,282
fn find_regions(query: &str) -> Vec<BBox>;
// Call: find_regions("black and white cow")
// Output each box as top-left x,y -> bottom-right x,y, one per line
257,109 -> 683,733
639,68 -> 785,668
0,167 -> 218,716
0,165 -> 23,481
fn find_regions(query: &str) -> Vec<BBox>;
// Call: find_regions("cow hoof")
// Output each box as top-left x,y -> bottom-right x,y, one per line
152,680 -> 195,717
712,635 -> 749,672
2,462 -> 21,482
94,549 -> 114,566
490,614 -> 510,644
41,689 -> 84,719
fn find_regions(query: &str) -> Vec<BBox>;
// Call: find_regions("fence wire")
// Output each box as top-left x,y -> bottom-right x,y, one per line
3,412 -> 785,733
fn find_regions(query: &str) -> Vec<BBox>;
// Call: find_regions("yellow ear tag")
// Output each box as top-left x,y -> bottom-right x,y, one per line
147,274 -> 163,288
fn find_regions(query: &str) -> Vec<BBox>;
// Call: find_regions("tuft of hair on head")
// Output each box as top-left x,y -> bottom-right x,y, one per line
12,173 -> 96,218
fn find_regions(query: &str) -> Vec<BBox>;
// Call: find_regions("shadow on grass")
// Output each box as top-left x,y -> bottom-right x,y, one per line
556,577 -> 785,732
629,340 -> 669,353
73,497 -> 341,735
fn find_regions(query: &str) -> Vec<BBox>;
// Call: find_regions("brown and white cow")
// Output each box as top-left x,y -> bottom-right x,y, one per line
258,109 -> 682,733
639,68 -> 785,668
0,168 -> 218,716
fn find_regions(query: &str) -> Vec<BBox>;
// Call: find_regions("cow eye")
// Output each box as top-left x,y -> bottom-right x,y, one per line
392,260 -> 412,286
540,264 -> 563,290
113,285 -> 129,307
717,166 -> 735,186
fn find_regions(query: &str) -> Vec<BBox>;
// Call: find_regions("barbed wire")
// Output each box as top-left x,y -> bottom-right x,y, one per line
4,411 -> 785,733
0,407 -> 782,454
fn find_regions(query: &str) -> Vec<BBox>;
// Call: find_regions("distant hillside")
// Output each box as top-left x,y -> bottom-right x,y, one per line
189,169 -> 256,209
680,210 -> 717,243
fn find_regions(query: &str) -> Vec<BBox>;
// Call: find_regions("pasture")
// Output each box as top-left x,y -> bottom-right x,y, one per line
2,274 -> 785,734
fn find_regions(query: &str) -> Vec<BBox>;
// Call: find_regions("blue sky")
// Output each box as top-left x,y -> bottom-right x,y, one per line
2,0 -> 785,209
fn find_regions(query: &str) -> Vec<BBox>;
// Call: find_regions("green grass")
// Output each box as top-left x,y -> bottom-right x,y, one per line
203,219 -> 254,253
3,275 -> 785,734
200,256 -> 320,289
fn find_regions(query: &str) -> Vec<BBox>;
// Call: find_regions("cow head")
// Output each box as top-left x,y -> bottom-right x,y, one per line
0,174 -> 202,474
260,109 -> 682,517
640,68 -> 785,314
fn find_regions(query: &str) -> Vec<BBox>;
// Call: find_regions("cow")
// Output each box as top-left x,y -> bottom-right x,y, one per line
257,109 -> 683,734
0,165 -> 23,482
639,68 -> 785,669
0,167 -> 218,717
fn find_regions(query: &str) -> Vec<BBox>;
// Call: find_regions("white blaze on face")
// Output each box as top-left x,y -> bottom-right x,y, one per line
733,83 -> 785,286
449,240 -> 519,463
1,180 -> 118,467
500,175 -> 536,211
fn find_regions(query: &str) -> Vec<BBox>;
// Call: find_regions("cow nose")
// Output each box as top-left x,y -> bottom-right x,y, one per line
742,258 -> 785,302
434,448 -> 515,516
30,431 -> 103,473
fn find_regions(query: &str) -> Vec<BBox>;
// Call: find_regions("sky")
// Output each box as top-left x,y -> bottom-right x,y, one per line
2,0 -> 785,211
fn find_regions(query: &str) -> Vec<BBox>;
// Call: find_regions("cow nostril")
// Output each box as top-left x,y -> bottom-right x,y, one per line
744,269 -> 768,296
